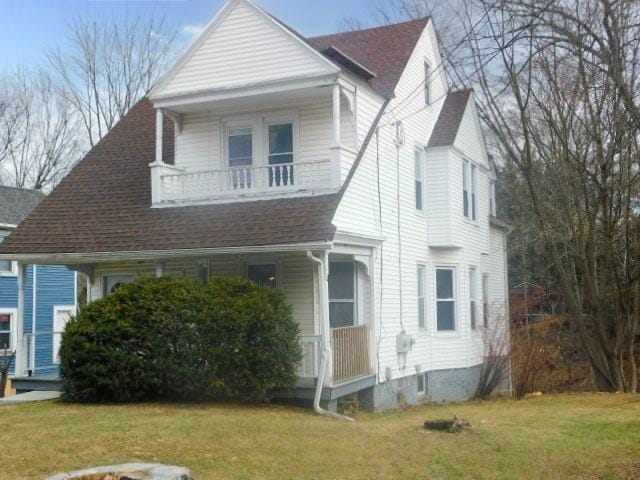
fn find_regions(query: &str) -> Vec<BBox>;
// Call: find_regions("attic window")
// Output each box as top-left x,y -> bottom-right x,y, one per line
424,61 -> 431,105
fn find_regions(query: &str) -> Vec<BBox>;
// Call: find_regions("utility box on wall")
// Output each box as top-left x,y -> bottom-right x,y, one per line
396,331 -> 414,354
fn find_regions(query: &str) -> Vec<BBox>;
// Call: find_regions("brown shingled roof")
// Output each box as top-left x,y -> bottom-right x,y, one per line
308,18 -> 430,98
427,89 -> 472,147
0,100 -> 339,255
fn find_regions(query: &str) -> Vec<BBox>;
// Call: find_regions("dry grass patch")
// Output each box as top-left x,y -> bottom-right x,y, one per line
0,393 -> 638,479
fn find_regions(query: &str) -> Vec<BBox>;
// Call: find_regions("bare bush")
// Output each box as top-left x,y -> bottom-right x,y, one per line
474,314 -> 510,399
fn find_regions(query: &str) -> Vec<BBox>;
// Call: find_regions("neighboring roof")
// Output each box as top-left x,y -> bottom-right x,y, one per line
308,18 -> 430,98
0,186 -> 44,227
0,100 -> 339,255
427,89 -> 472,148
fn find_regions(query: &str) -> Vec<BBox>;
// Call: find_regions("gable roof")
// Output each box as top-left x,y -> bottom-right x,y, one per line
0,100 -> 339,255
427,89 -> 472,148
0,186 -> 44,227
308,18 -> 430,98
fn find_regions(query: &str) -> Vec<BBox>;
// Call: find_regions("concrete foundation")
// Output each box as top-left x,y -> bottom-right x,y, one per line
358,364 -> 485,411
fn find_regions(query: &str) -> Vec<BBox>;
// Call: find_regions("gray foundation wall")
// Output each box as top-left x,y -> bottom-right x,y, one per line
357,364 -> 485,411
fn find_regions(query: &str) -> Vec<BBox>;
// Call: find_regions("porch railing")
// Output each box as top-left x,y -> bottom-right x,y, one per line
159,160 -> 331,203
25,331 -> 62,374
331,324 -> 371,383
298,334 -> 321,378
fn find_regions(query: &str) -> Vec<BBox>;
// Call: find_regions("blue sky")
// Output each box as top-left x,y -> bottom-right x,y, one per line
0,0 -> 380,70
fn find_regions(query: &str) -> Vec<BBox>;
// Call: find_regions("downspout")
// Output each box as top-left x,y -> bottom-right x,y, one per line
307,250 -> 354,422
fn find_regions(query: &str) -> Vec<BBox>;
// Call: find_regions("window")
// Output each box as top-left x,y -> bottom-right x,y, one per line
469,268 -> 477,330
0,260 -> 13,274
471,163 -> 478,220
268,123 -> 294,165
329,261 -> 356,328
463,160 -> 478,220
482,274 -> 489,327
102,274 -> 134,297
415,148 -> 424,211
436,268 -> 456,331
489,180 -> 497,216
417,372 -> 426,395
247,262 -> 278,288
424,61 -> 431,105
227,127 -> 253,167
417,265 -> 426,328
0,311 -> 13,350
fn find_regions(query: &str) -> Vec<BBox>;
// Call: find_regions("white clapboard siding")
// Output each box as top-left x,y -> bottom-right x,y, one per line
333,19 -> 509,380
157,1 -> 334,97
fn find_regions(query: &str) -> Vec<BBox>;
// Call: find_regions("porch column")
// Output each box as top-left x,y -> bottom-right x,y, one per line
331,83 -> 342,189
155,261 -> 165,277
149,108 -> 165,204
14,262 -> 27,377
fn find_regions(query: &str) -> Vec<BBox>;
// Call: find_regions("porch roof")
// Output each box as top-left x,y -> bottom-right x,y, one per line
0,100 -> 339,257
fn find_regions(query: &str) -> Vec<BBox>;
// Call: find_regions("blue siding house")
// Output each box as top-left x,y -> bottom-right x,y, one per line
0,187 -> 76,392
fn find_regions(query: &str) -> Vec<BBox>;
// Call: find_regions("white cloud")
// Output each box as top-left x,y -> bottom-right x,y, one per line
182,24 -> 206,39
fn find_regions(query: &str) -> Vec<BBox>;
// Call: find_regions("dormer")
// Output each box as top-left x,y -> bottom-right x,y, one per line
148,0 -> 381,207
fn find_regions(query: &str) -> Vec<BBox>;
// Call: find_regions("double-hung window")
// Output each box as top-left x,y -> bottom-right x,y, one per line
436,268 -> 456,331
463,160 -> 478,220
482,274 -> 490,327
469,268 -> 477,330
267,122 -> 294,187
415,148 -> 424,211
227,127 -> 253,167
489,180 -> 497,216
329,261 -> 356,328
0,311 -> 13,350
0,233 -> 14,274
417,265 -> 426,329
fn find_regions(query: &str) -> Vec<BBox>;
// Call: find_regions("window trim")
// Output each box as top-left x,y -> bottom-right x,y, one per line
469,267 -> 477,330
0,308 -> 17,355
225,123 -> 256,168
415,147 -> 425,212
471,163 -> 478,221
328,260 -> 358,329
435,266 -> 457,333
417,264 -> 427,329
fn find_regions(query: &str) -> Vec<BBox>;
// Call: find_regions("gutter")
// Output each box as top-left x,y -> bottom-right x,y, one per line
0,241 -> 334,265
306,250 -> 354,422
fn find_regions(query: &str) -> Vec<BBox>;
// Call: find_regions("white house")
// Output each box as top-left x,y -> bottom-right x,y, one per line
0,0 -> 509,411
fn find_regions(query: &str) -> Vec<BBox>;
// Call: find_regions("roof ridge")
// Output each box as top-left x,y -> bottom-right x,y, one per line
309,16 -> 430,40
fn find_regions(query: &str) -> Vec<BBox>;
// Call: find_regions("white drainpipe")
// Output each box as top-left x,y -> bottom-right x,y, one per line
306,250 -> 354,422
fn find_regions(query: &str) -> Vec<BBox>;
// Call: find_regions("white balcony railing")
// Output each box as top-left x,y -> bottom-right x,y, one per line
158,160 -> 332,204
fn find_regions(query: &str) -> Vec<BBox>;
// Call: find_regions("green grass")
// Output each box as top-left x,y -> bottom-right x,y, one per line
1,393 -> 639,479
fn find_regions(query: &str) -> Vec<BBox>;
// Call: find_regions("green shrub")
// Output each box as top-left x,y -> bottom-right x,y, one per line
60,276 -> 301,403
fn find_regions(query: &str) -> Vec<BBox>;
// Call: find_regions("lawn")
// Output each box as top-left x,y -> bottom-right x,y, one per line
0,393 -> 638,479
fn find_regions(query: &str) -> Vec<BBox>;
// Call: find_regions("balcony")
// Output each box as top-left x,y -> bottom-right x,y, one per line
153,159 -> 333,205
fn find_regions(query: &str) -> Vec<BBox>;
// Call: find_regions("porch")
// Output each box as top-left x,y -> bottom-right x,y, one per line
10,243 -> 377,396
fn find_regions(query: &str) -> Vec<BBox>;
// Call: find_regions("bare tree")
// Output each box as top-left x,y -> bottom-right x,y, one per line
0,70 -> 80,190
450,0 -> 640,392
47,15 -> 176,147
